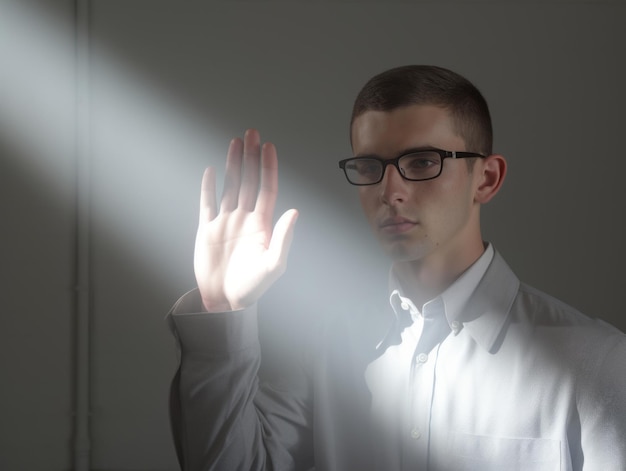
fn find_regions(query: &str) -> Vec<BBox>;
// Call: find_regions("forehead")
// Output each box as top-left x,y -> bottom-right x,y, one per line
351,104 -> 465,157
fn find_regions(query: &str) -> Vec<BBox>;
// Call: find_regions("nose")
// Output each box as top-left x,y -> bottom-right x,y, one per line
379,164 -> 409,205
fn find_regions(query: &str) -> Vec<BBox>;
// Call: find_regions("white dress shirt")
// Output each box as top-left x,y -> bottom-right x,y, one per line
365,244 -> 626,471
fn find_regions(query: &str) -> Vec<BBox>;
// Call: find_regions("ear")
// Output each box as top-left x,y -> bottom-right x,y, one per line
474,154 -> 507,204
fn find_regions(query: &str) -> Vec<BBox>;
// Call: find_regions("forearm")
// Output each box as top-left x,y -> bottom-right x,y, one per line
168,292 -> 313,471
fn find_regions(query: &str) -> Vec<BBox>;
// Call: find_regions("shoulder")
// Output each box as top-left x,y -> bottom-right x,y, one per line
508,282 -> 626,383
514,281 -> 623,335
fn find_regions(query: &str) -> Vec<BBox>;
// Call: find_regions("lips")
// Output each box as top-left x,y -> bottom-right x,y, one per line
379,216 -> 417,234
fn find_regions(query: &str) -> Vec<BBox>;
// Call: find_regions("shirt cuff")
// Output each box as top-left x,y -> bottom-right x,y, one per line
168,288 -> 259,355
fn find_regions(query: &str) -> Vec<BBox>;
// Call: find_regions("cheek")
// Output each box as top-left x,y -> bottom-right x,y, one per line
358,189 -> 378,220
409,183 -> 464,223
426,182 -> 474,227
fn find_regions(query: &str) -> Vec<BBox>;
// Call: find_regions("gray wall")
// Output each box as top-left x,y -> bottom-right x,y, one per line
1,1 -> 624,469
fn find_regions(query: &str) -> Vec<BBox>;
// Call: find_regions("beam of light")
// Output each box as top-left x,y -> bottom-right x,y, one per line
1,1 -> 223,284
0,3 -> 228,470
0,2 -> 386,470
0,2 -> 75,200
1,2 -> 385,301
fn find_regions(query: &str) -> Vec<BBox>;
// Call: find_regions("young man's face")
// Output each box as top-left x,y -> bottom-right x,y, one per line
351,104 -> 484,267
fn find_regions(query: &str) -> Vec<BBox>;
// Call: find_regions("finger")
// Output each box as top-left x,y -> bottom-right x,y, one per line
255,141 -> 279,220
199,167 -> 217,222
220,137 -> 243,213
238,129 -> 261,211
266,209 -> 299,276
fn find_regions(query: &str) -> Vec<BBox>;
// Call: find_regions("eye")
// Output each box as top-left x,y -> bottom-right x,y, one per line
351,159 -> 381,176
404,155 -> 438,169
400,152 -> 442,179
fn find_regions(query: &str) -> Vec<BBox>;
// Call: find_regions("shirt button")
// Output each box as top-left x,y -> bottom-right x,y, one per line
410,428 -> 421,439
451,320 -> 461,332
416,353 -> 428,364
400,301 -> 410,311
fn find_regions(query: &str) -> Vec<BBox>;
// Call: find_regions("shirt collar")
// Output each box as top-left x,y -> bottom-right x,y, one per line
440,243 -> 494,326
388,243 -> 517,349
458,250 -> 520,352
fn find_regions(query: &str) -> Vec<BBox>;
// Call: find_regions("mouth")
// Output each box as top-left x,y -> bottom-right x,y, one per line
379,217 -> 417,234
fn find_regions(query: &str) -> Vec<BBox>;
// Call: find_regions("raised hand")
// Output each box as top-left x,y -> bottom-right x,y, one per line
194,129 -> 298,312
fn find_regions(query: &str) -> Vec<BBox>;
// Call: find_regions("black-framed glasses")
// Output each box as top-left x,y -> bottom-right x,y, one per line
338,147 -> 486,186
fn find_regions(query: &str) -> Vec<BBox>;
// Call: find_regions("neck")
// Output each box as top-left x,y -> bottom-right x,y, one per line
393,239 -> 486,308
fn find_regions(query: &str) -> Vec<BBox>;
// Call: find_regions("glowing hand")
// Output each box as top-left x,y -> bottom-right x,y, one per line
194,129 -> 298,312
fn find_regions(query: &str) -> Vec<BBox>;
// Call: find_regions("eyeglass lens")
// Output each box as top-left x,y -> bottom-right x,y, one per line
345,151 -> 442,184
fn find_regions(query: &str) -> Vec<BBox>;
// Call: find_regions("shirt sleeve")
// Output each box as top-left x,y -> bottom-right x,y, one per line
578,330 -> 626,470
167,289 -> 314,471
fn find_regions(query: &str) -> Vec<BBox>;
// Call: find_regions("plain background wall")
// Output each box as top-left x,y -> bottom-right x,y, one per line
1,1 -> 624,469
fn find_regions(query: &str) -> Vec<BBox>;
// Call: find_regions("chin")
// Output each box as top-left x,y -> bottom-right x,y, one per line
381,240 -> 430,263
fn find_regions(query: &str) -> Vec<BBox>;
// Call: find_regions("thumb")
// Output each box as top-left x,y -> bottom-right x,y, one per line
266,208 -> 299,276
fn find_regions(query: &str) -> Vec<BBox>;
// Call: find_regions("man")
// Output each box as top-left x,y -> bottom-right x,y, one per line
168,65 -> 626,470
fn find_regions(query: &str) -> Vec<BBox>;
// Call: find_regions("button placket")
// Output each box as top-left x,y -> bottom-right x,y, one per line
406,346 -> 437,469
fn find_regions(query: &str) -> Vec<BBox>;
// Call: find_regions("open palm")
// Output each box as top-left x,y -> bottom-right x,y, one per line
194,130 -> 298,312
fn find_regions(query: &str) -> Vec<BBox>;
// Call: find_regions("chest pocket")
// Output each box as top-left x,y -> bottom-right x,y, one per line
445,433 -> 561,471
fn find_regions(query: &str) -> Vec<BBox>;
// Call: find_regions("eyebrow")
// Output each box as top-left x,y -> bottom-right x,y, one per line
353,146 -> 440,159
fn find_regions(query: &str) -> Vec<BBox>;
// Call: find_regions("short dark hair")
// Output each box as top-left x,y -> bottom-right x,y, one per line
350,65 -> 493,156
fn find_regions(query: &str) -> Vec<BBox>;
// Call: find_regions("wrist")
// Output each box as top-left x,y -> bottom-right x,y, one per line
200,298 -> 234,313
